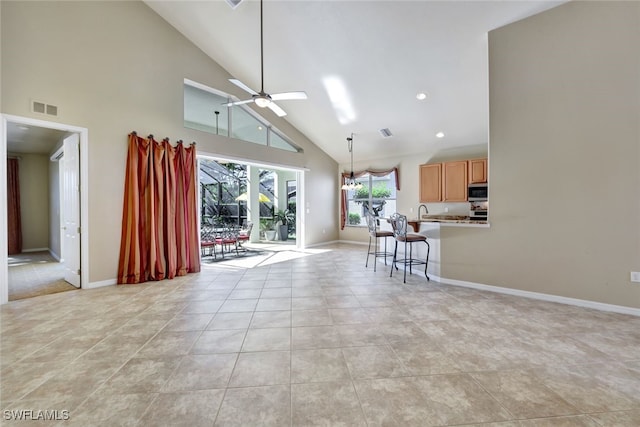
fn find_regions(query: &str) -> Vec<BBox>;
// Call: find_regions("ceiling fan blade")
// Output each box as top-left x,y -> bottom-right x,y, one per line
270,91 -> 308,101
229,79 -> 258,95
223,99 -> 255,107
267,102 -> 287,117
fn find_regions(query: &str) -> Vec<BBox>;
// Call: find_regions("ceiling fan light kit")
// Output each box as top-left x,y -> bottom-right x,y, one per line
226,0 -> 307,117
254,95 -> 272,108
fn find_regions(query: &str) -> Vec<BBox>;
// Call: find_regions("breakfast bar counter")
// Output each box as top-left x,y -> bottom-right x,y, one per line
408,215 -> 490,231
377,215 -> 490,280
399,216 -> 489,279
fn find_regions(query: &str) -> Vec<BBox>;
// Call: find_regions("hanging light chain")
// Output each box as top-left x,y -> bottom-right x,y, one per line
342,133 -> 362,190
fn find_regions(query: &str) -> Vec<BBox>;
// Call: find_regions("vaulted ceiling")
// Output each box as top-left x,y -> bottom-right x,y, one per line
149,1 -> 562,164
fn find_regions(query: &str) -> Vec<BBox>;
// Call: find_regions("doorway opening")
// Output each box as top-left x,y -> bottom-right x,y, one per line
1,115 -> 89,305
197,154 -> 306,267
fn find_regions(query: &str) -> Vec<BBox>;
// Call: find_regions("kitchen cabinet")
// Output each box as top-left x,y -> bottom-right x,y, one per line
442,161 -> 468,202
420,161 -> 467,202
419,163 -> 442,202
468,158 -> 487,184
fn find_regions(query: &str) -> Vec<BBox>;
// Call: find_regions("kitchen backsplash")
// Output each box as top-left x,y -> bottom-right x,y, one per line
420,202 -> 472,216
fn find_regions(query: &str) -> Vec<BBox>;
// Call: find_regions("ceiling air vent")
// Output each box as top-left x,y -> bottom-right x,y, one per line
379,128 -> 393,138
225,0 -> 244,9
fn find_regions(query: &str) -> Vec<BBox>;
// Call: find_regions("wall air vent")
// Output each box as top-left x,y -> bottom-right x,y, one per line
225,0 -> 244,9
379,128 -> 393,138
31,100 -> 58,116
32,101 -> 46,114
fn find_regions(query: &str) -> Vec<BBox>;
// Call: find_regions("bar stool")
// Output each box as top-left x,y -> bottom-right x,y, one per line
388,212 -> 430,283
365,213 -> 394,272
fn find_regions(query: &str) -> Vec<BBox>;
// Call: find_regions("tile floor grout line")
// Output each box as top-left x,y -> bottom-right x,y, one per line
3,243 -> 640,425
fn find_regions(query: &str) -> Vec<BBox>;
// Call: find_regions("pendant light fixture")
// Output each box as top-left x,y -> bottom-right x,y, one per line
341,134 -> 363,190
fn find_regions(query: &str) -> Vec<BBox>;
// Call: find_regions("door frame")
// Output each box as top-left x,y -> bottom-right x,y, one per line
0,114 -> 89,304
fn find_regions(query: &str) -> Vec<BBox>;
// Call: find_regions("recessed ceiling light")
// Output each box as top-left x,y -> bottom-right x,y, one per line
257,126 -> 263,131
436,132 -> 445,138
18,126 -> 29,131
416,92 -> 428,101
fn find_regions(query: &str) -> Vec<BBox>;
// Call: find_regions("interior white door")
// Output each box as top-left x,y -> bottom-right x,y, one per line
62,134 -> 81,288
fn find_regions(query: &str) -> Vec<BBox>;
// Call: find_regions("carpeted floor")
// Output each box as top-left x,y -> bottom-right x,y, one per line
7,251 -> 77,301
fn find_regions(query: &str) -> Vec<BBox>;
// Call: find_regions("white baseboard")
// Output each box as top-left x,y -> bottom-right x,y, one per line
306,240 -> 341,248
22,247 -> 49,253
85,279 -> 117,289
438,276 -> 640,317
388,266 -> 639,316
336,240 -> 368,246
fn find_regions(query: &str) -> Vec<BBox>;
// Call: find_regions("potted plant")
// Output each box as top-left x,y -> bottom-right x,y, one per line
260,218 -> 277,241
273,209 -> 294,241
348,212 -> 361,225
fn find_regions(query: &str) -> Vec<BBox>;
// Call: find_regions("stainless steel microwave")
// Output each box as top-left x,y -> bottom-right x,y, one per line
468,183 -> 488,201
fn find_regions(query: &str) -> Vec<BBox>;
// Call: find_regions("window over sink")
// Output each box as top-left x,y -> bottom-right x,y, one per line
344,170 -> 397,227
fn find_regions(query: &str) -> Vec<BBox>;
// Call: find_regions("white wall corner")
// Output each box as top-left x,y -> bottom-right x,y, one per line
49,249 -> 61,262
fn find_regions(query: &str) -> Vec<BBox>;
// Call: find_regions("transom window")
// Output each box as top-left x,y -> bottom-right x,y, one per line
184,79 -> 301,153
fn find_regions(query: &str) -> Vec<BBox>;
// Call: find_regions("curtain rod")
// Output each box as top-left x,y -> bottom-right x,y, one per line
7,155 -> 22,160
129,131 -> 197,146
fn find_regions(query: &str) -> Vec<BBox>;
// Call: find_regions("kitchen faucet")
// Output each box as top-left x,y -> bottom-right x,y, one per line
418,204 -> 429,219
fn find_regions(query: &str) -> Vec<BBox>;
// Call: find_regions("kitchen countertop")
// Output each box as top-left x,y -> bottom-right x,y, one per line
409,216 -> 490,229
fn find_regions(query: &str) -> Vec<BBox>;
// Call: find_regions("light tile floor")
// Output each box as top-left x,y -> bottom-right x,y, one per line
8,252 -> 76,301
1,243 -> 639,426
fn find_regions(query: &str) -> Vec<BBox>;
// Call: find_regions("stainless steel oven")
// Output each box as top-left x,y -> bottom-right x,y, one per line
468,183 -> 488,201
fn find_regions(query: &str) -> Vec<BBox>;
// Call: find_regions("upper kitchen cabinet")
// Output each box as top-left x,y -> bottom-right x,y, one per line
468,158 -> 488,184
442,161 -> 468,202
419,163 -> 442,202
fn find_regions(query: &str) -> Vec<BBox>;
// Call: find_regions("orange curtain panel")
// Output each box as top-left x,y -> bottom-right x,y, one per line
117,133 -> 200,284
7,158 -> 22,255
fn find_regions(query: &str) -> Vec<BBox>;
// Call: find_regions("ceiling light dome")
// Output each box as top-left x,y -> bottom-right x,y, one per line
254,94 -> 272,108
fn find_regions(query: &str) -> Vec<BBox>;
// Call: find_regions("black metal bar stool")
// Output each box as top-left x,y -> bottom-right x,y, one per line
365,213 -> 394,272
389,212 -> 430,283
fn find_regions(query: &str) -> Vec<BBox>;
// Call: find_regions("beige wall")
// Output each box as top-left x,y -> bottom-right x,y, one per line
11,153 -> 50,251
442,2 -> 640,308
1,1 -> 338,284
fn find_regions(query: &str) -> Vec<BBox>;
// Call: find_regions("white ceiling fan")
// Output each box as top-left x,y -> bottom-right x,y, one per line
225,0 -> 307,117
